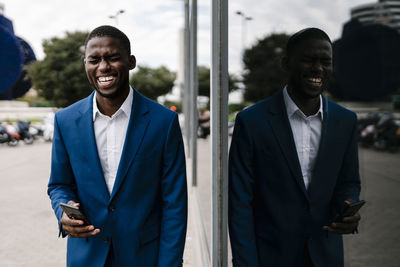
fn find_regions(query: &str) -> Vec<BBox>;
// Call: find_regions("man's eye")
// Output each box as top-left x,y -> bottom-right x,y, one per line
88,59 -> 99,64
301,58 -> 312,64
110,57 -> 120,61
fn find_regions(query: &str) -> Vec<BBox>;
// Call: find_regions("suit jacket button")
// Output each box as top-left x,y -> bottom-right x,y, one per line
108,205 -> 115,212
103,237 -> 109,243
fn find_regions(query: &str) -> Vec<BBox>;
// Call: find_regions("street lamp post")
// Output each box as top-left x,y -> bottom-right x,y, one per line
109,10 -> 125,27
235,11 -> 253,56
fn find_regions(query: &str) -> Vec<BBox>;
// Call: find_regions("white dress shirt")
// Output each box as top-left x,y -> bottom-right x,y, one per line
93,87 -> 133,194
283,87 -> 323,189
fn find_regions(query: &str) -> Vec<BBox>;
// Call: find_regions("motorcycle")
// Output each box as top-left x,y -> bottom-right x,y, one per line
359,124 -> 376,147
1,123 -> 19,146
373,113 -> 400,152
29,124 -> 44,140
16,120 -> 34,145
41,112 -> 54,142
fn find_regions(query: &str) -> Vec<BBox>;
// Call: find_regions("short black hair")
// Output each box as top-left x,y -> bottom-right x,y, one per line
85,25 -> 131,55
286,27 -> 331,58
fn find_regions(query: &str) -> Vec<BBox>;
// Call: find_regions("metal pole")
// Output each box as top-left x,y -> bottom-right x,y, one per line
211,0 -> 228,266
183,0 -> 191,154
189,0 -> 198,186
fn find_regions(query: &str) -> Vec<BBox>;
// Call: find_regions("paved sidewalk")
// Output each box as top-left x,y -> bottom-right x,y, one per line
0,142 -> 66,267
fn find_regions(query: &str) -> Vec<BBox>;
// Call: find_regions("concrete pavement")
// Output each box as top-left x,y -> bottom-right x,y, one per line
0,141 -> 66,267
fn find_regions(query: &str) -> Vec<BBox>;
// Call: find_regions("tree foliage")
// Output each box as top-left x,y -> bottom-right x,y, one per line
242,33 -> 290,103
198,65 -> 240,97
130,65 -> 176,100
27,31 -> 91,107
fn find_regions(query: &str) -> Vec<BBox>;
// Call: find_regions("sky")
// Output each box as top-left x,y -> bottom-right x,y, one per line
1,0 -> 374,75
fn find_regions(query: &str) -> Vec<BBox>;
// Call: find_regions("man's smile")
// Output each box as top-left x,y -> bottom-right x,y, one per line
305,76 -> 323,88
96,75 -> 116,88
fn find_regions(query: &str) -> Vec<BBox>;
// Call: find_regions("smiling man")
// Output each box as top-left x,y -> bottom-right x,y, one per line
228,28 -> 361,267
48,25 -> 187,267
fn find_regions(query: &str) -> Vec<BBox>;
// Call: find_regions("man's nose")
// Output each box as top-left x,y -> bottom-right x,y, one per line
98,59 -> 110,72
311,61 -> 323,73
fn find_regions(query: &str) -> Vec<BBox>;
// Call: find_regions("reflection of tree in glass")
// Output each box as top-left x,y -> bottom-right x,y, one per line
242,33 -> 290,103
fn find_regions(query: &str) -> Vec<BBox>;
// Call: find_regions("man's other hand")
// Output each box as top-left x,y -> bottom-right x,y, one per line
61,201 -> 100,238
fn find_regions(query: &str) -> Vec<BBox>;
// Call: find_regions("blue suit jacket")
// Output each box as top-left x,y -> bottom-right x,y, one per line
228,90 -> 361,267
48,89 -> 187,267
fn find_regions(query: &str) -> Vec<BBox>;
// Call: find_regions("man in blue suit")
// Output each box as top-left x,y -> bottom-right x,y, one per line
228,28 -> 361,267
48,25 -> 187,267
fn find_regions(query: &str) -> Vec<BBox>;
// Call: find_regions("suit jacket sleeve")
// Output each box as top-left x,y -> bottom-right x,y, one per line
47,113 -> 78,237
228,113 -> 260,267
332,113 -> 361,211
157,114 -> 188,267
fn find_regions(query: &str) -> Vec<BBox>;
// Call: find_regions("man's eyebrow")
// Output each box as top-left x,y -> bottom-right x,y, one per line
86,53 -> 121,60
106,53 -> 121,57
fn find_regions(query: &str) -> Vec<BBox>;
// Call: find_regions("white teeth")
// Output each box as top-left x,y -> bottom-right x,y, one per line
308,77 -> 322,83
98,76 -> 114,82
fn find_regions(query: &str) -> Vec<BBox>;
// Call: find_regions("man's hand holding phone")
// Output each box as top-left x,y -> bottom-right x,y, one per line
60,201 -> 100,238
323,200 -> 365,234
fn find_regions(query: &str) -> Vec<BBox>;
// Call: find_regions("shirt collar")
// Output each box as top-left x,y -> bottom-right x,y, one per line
283,86 -> 324,120
93,86 -> 134,121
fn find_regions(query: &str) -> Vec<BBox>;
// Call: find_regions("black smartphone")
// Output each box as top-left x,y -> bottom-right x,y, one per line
60,203 -> 91,225
334,200 -> 366,222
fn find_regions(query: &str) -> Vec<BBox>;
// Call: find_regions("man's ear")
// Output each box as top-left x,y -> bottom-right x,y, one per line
129,55 -> 136,70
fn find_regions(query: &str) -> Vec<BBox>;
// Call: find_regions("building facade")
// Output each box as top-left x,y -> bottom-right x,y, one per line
351,0 -> 400,32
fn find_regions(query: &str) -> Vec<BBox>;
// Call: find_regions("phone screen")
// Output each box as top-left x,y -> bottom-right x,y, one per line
60,203 -> 91,225
341,200 -> 365,217
334,200 -> 366,222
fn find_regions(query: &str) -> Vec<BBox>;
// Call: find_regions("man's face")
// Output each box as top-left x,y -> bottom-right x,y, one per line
84,36 -> 135,99
286,38 -> 333,100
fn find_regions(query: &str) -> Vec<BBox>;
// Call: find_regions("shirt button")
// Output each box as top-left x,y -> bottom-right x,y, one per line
108,205 -> 115,212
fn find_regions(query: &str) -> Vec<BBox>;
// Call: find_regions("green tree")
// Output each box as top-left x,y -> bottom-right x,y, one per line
242,33 -> 290,103
197,65 -> 240,97
130,65 -> 176,100
27,31 -> 91,107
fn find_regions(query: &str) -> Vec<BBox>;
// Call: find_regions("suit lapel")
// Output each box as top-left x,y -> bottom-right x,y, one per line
110,90 -> 150,201
267,91 -> 309,199
76,93 -> 110,198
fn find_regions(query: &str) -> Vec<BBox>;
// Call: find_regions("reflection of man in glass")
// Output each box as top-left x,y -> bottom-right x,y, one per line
229,28 -> 361,267
48,25 -> 187,267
